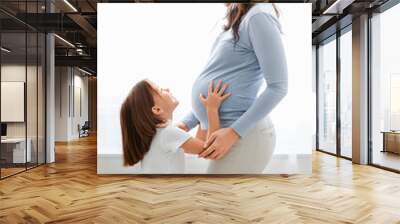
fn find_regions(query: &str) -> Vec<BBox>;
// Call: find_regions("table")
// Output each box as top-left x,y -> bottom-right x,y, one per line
381,131 -> 400,155
1,138 -> 31,163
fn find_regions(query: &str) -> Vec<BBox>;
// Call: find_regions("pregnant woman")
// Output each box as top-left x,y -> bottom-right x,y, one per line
179,3 -> 288,174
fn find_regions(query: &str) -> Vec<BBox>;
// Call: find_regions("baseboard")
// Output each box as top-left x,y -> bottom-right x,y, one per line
97,153 -> 312,175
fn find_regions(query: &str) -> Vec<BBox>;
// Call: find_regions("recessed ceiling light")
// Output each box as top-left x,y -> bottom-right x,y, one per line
63,0 -> 78,12
322,0 -> 354,15
1,47 -> 11,53
54,34 -> 75,48
78,67 -> 93,76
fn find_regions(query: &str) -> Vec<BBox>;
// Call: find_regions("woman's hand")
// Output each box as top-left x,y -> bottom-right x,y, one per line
198,127 -> 240,160
199,80 -> 231,111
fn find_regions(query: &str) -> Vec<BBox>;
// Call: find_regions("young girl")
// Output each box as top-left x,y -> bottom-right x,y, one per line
120,79 -> 230,173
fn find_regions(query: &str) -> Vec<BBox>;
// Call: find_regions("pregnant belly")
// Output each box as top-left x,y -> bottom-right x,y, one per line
191,77 -> 255,129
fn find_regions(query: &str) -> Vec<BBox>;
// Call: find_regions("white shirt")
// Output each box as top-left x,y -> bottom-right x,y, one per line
140,123 -> 192,174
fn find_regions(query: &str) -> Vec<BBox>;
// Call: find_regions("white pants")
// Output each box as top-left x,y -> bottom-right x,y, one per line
207,117 -> 276,174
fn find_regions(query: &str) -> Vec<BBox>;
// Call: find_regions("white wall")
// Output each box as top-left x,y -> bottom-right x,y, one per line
55,67 -> 69,141
72,72 -> 89,138
55,67 -> 89,141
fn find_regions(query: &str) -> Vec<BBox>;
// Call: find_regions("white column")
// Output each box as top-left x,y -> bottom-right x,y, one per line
46,1 -> 55,163
46,33 -> 55,163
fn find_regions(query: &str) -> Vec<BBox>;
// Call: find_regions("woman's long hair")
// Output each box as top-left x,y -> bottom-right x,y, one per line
224,2 -> 279,43
120,80 -> 163,166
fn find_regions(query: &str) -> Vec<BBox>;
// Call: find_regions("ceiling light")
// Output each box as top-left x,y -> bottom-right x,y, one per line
63,0 -> 78,12
78,67 -> 93,76
322,0 -> 354,15
54,34 -> 75,48
76,49 -> 84,55
1,47 -> 11,53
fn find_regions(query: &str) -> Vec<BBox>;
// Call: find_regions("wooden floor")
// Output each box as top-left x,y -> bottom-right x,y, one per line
1,167 -> 26,178
1,134 -> 400,224
373,150 -> 400,171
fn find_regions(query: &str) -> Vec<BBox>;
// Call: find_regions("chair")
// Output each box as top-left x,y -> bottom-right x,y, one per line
78,121 -> 90,138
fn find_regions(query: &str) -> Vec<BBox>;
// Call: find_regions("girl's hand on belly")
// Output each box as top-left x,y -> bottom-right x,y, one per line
198,80 -> 231,142
199,80 -> 231,111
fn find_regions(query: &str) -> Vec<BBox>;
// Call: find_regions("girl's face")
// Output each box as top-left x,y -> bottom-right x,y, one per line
146,80 -> 179,120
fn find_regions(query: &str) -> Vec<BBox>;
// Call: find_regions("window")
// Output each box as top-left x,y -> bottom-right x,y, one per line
340,29 -> 352,158
318,36 -> 337,154
370,3 -> 400,171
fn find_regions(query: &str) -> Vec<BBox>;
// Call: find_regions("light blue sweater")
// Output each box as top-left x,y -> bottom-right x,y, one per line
182,4 -> 288,137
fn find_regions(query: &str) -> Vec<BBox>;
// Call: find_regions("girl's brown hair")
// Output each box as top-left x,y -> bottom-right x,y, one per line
224,2 -> 279,43
120,80 -> 163,166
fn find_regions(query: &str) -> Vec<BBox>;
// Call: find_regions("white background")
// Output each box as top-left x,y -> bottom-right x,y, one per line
98,3 -> 313,172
